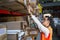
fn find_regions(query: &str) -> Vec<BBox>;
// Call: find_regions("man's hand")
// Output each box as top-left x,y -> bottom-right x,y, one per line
27,4 -> 33,16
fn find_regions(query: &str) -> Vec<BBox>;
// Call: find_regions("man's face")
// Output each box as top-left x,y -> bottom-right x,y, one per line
43,16 -> 50,27
43,16 -> 48,20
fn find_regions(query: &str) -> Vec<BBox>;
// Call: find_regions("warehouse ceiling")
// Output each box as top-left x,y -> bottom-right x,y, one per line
0,0 -> 28,14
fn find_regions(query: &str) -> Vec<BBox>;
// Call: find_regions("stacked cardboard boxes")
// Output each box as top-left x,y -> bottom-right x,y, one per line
0,24 -> 7,40
7,34 -> 18,40
7,16 -> 25,22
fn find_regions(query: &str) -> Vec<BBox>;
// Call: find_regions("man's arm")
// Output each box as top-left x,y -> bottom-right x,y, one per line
30,15 -> 50,38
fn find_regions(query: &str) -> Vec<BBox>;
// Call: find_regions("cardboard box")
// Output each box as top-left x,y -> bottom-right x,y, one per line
17,0 -> 24,3
15,16 -> 24,21
0,34 -> 7,40
7,34 -> 18,40
28,28 -> 38,36
7,17 -> 16,21
0,17 -> 8,22
7,16 -> 25,21
0,24 -> 7,28
0,24 -> 7,40
25,27 -> 38,37
6,21 -> 21,30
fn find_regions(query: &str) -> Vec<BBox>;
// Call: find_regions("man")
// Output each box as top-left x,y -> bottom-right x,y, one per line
29,13 -> 52,40
41,14 -> 53,40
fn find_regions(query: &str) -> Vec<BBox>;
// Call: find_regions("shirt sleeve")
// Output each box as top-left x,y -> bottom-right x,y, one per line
31,15 -> 50,38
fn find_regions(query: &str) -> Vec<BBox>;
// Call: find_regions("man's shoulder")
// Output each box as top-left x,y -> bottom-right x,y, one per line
48,26 -> 53,31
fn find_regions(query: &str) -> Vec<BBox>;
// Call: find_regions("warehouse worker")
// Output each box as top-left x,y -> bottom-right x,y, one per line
29,13 -> 52,40
41,14 -> 53,40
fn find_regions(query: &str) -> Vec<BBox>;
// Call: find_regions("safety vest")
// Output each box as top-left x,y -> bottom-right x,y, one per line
41,26 -> 52,40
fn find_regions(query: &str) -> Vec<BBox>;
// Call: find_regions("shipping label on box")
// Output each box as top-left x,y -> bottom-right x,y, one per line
30,31 -> 37,34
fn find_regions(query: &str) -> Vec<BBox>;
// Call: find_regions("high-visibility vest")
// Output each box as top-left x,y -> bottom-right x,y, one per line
41,26 -> 52,40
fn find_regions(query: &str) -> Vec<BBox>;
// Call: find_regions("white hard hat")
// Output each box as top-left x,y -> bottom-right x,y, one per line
43,14 -> 51,17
